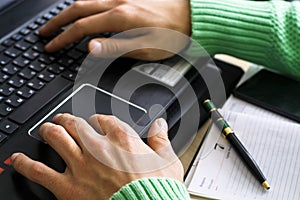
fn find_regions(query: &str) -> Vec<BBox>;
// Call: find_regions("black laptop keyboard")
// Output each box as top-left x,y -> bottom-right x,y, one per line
0,0 -> 97,145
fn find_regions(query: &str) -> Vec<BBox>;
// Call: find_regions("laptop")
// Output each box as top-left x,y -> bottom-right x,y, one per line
0,0 -> 244,199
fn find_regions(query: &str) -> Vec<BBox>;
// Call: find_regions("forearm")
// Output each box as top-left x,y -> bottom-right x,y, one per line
190,0 -> 300,78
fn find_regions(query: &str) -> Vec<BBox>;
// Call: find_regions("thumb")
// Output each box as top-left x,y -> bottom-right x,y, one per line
89,36 -> 170,60
89,37 -> 135,58
147,118 -> 170,152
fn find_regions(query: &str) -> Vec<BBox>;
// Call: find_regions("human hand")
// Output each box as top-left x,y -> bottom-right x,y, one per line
11,114 -> 183,200
39,0 -> 191,60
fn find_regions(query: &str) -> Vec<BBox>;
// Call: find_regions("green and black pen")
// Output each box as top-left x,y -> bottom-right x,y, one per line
203,99 -> 270,190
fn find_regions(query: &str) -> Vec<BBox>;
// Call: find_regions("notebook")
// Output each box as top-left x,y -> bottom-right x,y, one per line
0,0 -> 244,199
185,97 -> 300,200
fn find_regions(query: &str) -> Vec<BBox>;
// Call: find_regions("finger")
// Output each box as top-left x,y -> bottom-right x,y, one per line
39,122 -> 82,165
88,114 -> 105,135
11,153 -> 64,193
147,118 -> 171,152
89,36 -> 174,61
39,0 -> 119,37
52,113 -> 84,147
93,114 -> 142,146
44,6 -> 137,52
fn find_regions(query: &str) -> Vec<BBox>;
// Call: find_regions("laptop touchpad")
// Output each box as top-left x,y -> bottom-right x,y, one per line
28,84 -> 148,141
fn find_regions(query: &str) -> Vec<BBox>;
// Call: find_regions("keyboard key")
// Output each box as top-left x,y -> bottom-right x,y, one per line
0,119 -> 18,134
13,56 -> 30,68
8,76 -> 26,88
65,0 -> 74,5
29,60 -> 46,72
2,64 -> 20,75
0,84 -> 15,96
69,63 -> 80,72
23,49 -> 40,60
0,72 -> 9,83
0,133 -> 7,144
15,40 -> 31,51
27,23 -> 39,30
62,70 -> 76,81
16,86 -> 35,98
2,39 -> 14,47
0,54 -> 12,65
75,39 -> 88,53
0,103 -> 14,116
48,63 -> 65,74
4,157 -> 12,165
32,42 -> 45,53
39,54 -> 55,64
57,57 -> 74,67
38,71 -> 55,82
27,78 -> 45,90
5,95 -> 24,107
24,34 -> 39,44
57,3 -> 67,10
18,68 -> 37,79
11,34 -> 23,41
4,47 -> 22,58
50,8 -> 60,15
67,49 -> 83,60
35,18 -> 47,26
19,28 -> 31,36
0,45 -> 5,53
43,13 -> 54,20
10,76 -> 72,124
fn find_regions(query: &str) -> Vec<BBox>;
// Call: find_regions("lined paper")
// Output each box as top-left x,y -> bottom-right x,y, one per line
186,97 -> 300,200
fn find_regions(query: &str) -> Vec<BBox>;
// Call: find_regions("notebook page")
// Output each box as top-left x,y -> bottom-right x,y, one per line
187,111 -> 300,200
184,96 -> 291,188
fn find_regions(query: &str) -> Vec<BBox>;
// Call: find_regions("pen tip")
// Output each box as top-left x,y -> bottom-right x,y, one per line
262,181 -> 270,190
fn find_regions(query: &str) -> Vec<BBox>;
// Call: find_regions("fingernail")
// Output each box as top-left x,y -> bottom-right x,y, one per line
39,24 -> 45,30
153,118 -> 167,134
90,40 -> 102,55
10,153 -> 20,163
53,113 -> 62,120
45,40 -> 54,51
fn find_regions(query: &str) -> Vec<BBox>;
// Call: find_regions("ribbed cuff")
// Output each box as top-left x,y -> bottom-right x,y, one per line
190,0 -> 300,78
109,177 -> 190,200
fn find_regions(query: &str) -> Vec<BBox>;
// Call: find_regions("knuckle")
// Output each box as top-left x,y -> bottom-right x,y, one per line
112,5 -> 133,18
111,125 -> 124,135
65,117 -> 77,127
55,113 -> 70,122
104,115 -> 117,124
44,125 -> 64,140
55,113 -> 75,125
72,19 -> 87,36
71,1 -> 85,11
28,162 -> 45,181
48,15 -> 59,26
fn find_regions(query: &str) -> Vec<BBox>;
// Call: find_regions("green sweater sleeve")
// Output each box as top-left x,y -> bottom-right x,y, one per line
190,0 -> 300,78
109,177 -> 190,200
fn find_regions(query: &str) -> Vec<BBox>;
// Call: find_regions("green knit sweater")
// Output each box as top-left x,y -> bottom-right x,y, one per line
191,0 -> 300,78
110,177 -> 190,199
111,0 -> 300,199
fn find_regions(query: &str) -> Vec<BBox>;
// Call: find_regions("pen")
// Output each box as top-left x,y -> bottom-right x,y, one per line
203,99 -> 270,190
